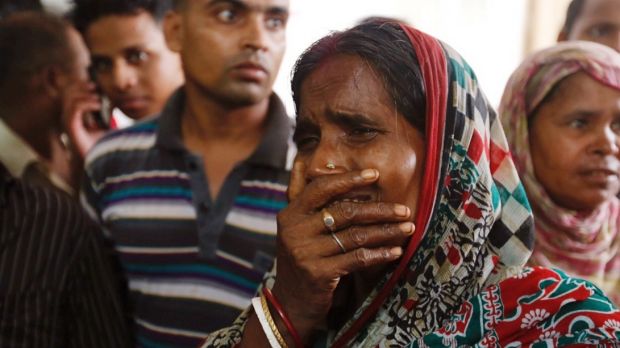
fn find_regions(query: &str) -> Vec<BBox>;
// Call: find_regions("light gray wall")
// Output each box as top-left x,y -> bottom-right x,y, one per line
41,0 -> 71,15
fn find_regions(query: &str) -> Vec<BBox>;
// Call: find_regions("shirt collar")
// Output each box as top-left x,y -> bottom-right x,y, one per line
0,163 -> 13,208
246,93 -> 293,169
156,88 -> 293,170
155,88 -> 186,151
0,118 -> 74,195
0,118 -> 39,178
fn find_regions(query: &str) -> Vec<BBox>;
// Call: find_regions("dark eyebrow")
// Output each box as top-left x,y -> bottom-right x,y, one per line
207,0 -> 288,15
292,116 -> 319,143
265,5 -> 288,16
590,21 -> 619,27
123,45 -> 147,54
566,110 -> 600,118
326,111 -> 380,129
208,0 -> 248,10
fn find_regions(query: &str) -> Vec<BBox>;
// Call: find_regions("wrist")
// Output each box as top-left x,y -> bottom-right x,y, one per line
271,283 -> 325,331
266,286 -> 320,347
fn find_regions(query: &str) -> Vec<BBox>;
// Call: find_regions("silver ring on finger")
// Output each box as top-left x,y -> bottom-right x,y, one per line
330,232 -> 347,254
321,208 -> 336,232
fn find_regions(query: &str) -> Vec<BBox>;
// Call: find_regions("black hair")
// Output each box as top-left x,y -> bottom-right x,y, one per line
172,0 -> 185,10
70,0 -> 173,33
291,20 -> 426,132
0,11 -> 73,100
356,15 -> 407,26
561,0 -> 587,36
0,0 -> 43,19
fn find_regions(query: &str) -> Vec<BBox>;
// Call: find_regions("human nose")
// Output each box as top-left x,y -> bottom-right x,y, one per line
591,125 -> 620,156
241,15 -> 268,51
111,60 -> 138,91
305,140 -> 348,180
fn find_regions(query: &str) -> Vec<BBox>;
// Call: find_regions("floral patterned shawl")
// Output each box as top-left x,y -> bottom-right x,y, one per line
201,26 -> 620,348
499,41 -> 620,306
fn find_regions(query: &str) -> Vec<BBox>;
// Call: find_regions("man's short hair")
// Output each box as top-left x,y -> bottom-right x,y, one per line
172,0 -> 185,10
561,0 -> 587,36
0,11 -> 73,98
0,0 -> 43,19
70,0 -> 174,33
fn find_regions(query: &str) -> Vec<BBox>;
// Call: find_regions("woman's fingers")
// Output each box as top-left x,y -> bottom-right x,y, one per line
299,221 -> 414,257
296,169 -> 380,210
287,160 -> 306,201
312,201 -> 411,235
313,247 -> 403,279
322,222 -> 415,256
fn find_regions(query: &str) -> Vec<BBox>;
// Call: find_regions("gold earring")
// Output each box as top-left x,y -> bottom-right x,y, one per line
326,162 -> 336,170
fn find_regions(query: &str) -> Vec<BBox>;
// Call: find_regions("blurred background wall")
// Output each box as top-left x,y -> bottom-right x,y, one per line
36,0 -> 572,112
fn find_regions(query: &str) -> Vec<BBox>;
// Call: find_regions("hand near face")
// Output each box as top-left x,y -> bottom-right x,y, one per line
271,161 -> 414,338
61,80 -> 107,159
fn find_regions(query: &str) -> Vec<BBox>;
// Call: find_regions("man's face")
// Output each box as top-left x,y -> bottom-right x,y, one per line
165,0 -> 289,106
565,0 -> 620,51
85,11 -> 184,119
52,27 -> 90,126
65,27 -> 91,84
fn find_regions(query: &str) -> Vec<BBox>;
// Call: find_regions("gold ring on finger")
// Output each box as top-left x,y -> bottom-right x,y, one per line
321,208 -> 336,232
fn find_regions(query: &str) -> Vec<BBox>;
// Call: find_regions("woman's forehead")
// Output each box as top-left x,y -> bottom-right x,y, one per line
300,55 -> 390,109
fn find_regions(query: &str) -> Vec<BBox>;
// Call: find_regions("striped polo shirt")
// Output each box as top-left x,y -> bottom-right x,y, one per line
82,90 -> 295,347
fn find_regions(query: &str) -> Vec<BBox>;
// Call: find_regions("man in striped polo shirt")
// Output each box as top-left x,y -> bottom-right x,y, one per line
81,0 -> 293,346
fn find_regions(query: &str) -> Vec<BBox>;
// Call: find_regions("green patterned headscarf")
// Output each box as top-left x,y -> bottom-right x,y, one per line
201,25 -> 620,348
202,22 -> 534,347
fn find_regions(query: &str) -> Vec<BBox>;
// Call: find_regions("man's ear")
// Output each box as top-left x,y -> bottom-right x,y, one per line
37,65 -> 66,98
163,10 -> 183,53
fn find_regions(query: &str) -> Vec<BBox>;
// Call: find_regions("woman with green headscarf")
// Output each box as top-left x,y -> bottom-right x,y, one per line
200,22 -> 620,348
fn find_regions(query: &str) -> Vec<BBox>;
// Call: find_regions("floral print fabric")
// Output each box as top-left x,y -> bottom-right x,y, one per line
412,267 -> 620,347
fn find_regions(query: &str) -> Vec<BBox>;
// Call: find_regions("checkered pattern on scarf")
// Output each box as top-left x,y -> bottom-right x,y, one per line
337,27 -> 534,347
200,24 -> 535,348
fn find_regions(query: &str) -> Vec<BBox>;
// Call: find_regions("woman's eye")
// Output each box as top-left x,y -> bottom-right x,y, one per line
349,127 -> 378,139
295,136 -> 319,152
217,9 -> 238,23
588,24 -> 614,38
611,120 -> 620,133
568,119 -> 587,129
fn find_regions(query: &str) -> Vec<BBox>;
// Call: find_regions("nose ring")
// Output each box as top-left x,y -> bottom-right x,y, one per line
326,162 -> 336,170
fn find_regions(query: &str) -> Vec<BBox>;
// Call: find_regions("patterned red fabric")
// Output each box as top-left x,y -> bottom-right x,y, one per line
413,267 -> 620,347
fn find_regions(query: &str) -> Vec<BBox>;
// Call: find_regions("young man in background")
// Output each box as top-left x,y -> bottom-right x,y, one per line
71,0 -> 184,122
82,0 -> 294,346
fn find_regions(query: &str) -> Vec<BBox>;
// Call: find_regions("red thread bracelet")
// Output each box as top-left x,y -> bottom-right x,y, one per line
262,287 -> 304,348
